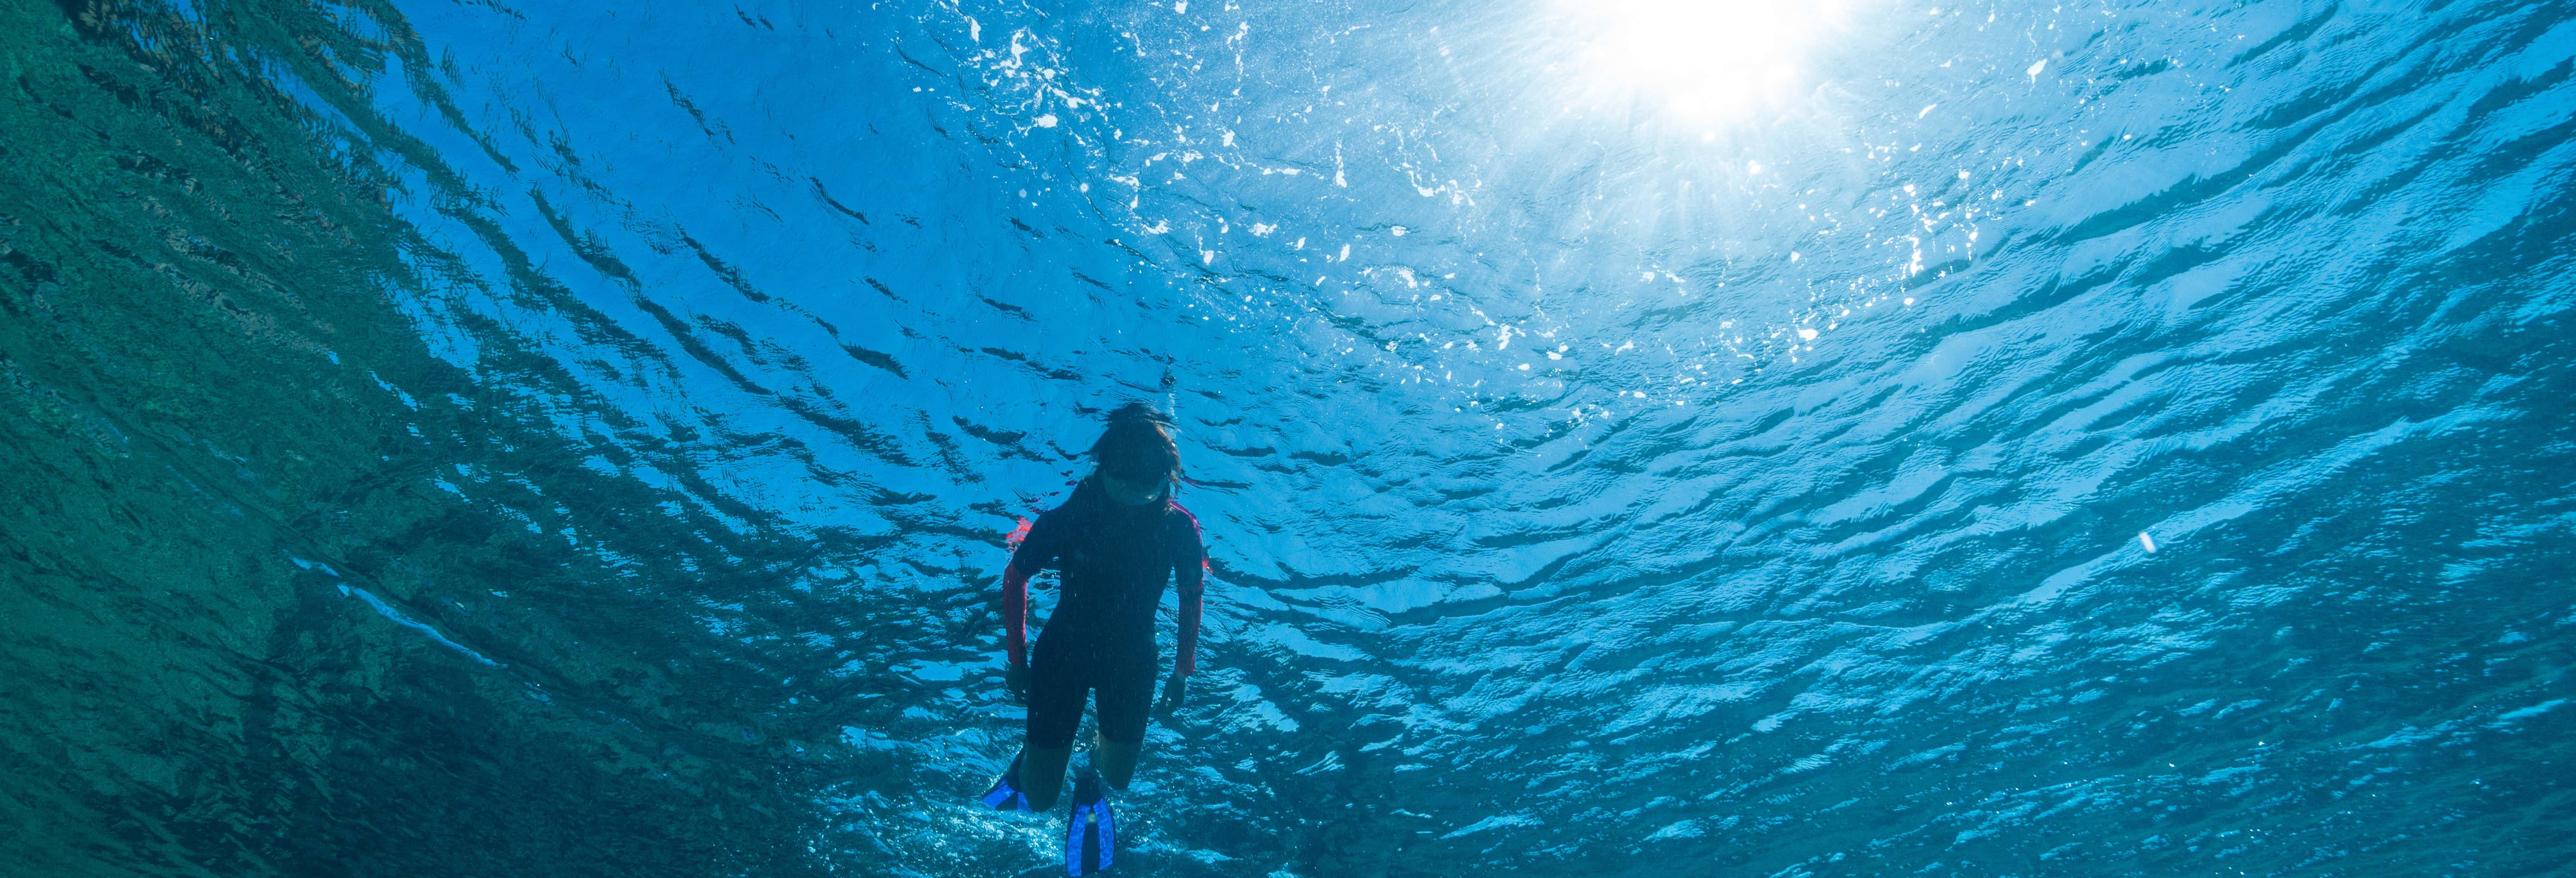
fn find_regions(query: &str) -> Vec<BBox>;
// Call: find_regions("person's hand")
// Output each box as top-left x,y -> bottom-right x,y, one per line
1155,671 -> 1188,716
1004,663 -> 1029,705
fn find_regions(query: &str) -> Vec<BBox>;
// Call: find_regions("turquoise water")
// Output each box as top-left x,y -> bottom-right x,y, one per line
3,0 -> 2572,875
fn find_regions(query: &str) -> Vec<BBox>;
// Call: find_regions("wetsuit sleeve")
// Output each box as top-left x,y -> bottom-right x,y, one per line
1171,509 -> 1207,677
1002,512 -> 1068,668
1002,565 -> 1031,669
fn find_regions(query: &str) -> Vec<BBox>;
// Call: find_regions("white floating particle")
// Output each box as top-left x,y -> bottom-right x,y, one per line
2138,532 -> 2158,553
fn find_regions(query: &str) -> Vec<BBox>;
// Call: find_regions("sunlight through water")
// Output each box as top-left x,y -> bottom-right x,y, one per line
1547,0 -> 1860,122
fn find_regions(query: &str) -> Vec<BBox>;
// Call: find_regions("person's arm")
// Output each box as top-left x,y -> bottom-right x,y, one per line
1003,561 -> 1032,668
1173,550 -> 1205,677
999,512 -> 1061,703
1160,508 -> 1208,715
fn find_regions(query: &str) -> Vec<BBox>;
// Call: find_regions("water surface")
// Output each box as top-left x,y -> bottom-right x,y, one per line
4,0 -> 2573,875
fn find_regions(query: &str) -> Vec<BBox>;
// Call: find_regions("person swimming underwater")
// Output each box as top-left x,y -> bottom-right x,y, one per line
982,402 -> 1206,874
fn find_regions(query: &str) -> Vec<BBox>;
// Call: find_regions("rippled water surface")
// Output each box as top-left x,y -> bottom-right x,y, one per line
6,0 -> 2575,875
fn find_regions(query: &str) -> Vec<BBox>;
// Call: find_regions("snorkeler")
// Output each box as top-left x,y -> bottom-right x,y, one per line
981,402 -> 1206,875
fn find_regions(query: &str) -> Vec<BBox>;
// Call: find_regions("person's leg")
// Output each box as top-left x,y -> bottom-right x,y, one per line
1020,744 -> 1075,811
1022,648 -> 1089,811
1091,734 -> 1141,789
1086,648 -> 1157,791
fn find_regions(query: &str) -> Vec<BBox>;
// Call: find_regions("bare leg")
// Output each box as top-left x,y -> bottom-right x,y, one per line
1020,744 -> 1074,811
1092,733 -> 1141,790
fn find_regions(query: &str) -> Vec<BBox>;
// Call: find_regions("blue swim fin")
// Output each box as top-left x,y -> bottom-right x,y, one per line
1063,766 -> 1115,875
981,752 -> 1035,812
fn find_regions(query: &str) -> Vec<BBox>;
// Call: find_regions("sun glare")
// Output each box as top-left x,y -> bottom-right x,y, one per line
1554,0 -> 1856,122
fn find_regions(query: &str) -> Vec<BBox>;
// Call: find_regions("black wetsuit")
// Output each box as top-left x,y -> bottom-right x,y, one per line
1003,482 -> 1205,747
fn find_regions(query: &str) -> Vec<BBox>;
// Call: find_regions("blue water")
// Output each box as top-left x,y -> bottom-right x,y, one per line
4,0 -> 2572,875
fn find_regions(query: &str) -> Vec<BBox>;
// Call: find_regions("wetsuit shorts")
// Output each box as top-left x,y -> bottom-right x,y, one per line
1027,636 -> 1157,748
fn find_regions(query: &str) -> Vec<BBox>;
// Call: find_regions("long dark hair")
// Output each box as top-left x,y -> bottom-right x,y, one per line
1088,402 -> 1182,486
